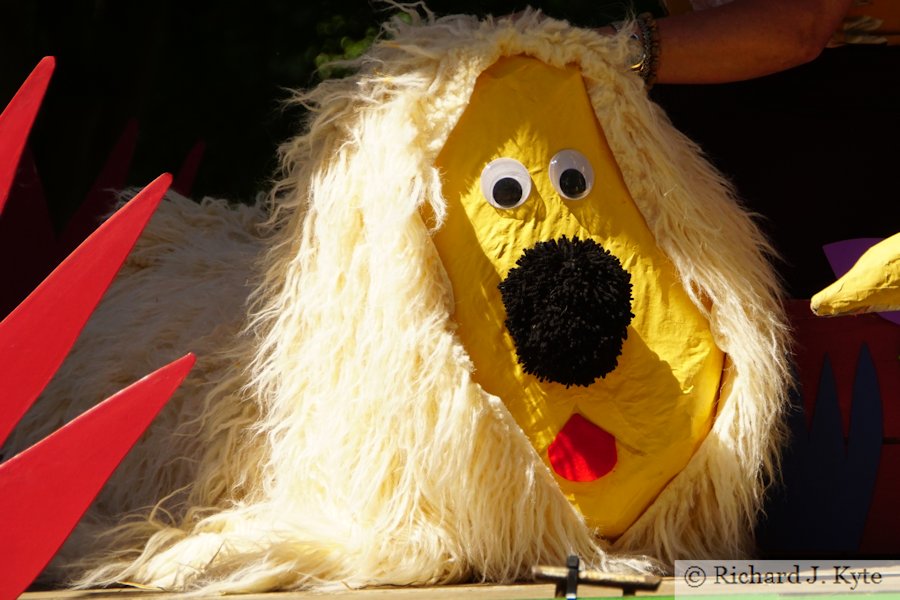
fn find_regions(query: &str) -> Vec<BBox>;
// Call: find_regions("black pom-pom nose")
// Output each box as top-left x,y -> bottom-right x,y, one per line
498,236 -> 634,387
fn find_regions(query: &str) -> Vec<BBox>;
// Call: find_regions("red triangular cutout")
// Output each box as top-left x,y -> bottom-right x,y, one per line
172,140 -> 206,196
0,57 -> 55,214
0,173 -> 171,446
0,148 -> 57,318
0,353 -> 195,599
57,119 -> 139,257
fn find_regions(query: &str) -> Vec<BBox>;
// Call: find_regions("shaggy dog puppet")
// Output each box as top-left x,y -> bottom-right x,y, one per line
4,10 -> 789,593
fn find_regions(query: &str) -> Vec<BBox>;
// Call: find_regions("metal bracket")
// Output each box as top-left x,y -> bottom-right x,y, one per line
533,555 -> 662,599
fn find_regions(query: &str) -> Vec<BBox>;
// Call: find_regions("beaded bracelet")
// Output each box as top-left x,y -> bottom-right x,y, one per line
635,13 -> 661,87
611,13 -> 661,88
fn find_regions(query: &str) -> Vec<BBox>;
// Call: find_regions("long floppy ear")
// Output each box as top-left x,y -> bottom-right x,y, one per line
65,33 -> 640,589
581,65 -> 790,562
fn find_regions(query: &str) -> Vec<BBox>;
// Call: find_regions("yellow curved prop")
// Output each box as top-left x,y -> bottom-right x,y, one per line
811,232 -> 900,316
432,56 -> 724,538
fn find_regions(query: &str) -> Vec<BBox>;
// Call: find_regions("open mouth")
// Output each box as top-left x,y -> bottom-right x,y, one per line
547,413 -> 617,482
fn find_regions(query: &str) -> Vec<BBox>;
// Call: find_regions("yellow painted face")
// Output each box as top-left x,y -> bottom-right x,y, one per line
432,56 -> 725,538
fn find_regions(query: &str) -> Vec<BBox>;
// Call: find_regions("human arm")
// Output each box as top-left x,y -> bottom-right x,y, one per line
608,0 -> 854,84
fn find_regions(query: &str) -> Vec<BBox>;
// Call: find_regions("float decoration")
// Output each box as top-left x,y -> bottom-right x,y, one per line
0,175 -> 173,443
813,234 -> 900,317
0,355 -> 194,599
7,12 -> 790,592
0,57 -> 53,214
0,60 -> 193,597
56,120 -> 140,258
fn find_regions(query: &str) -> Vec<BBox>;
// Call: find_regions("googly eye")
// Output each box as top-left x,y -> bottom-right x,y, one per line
549,149 -> 594,200
480,158 -> 532,209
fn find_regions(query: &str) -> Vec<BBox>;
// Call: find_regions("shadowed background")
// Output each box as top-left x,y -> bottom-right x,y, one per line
2,1 -> 895,297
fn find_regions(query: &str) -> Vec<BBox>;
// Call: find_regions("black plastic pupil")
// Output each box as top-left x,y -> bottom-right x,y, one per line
560,168 -> 587,197
492,177 -> 523,208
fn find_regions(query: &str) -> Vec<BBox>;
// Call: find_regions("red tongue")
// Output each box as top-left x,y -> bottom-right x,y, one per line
548,414 -> 617,482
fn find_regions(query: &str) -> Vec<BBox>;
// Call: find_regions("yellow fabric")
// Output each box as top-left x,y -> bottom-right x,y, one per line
432,56 -> 725,538
811,232 -> 900,315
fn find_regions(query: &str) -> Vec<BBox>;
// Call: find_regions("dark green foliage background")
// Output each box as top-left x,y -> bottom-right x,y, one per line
0,1 -> 662,224
2,2 -> 899,297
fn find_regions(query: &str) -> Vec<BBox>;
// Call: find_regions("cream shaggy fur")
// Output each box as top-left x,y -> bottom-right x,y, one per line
3,8 -> 789,593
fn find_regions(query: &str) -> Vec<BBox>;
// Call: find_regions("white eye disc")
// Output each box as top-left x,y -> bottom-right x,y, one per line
549,149 -> 594,200
480,158 -> 532,209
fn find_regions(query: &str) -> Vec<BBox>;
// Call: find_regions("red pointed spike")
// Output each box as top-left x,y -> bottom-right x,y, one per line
0,57 -> 55,214
0,353 -> 195,599
172,140 -> 206,196
0,148 -> 57,318
57,119 -> 139,256
0,173 -> 172,446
